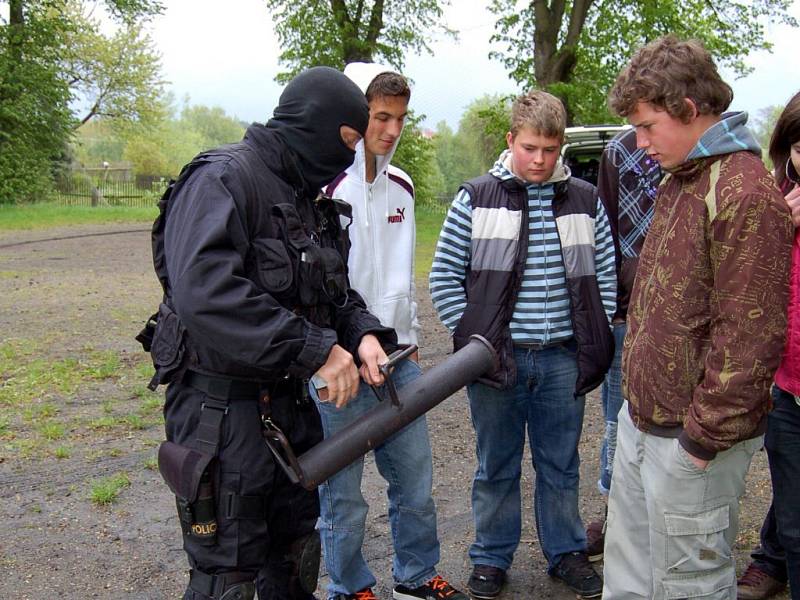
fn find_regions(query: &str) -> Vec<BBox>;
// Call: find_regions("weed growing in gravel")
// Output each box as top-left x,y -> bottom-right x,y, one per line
53,445 -> 71,459
37,421 -> 65,440
143,455 -> 158,470
89,472 -> 131,505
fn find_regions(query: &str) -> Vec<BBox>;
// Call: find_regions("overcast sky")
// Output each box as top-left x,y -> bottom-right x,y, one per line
145,0 -> 800,129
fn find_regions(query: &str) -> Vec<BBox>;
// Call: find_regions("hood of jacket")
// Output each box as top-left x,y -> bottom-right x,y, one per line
685,111 -> 761,161
492,148 -> 571,187
343,62 -> 406,183
266,66 -> 368,195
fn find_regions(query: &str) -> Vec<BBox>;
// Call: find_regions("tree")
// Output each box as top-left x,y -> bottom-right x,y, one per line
392,113 -> 444,206
62,2 -> 165,128
264,0 -> 455,83
488,0 -> 798,125
432,95 -> 511,197
0,0 -> 162,202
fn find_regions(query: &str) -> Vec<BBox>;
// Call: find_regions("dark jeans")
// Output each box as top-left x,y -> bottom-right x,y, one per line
164,379 -> 322,600
751,385 -> 800,598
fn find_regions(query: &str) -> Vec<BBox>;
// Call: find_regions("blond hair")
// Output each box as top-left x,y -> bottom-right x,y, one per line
510,90 -> 566,140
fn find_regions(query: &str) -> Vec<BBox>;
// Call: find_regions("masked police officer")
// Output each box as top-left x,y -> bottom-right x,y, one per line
143,67 -> 397,600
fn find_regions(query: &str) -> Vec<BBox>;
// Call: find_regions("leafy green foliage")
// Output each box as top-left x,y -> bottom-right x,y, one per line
265,0 -> 454,83
392,112 -> 444,207
0,0 -> 164,203
488,0 -> 798,124
433,95 -> 511,197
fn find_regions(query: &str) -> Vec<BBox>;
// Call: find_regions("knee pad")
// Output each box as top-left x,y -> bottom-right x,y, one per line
288,530 -> 321,596
188,569 -> 255,600
219,583 -> 255,600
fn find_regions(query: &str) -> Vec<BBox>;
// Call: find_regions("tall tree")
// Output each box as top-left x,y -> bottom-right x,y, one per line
63,2 -> 165,128
264,0 -> 454,83
488,0 -> 798,124
0,0 -> 163,202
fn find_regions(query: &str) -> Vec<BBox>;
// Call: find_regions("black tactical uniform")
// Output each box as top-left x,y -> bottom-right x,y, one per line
145,67 -> 396,600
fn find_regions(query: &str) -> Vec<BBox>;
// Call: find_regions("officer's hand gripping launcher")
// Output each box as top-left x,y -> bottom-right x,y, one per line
262,335 -> 497,490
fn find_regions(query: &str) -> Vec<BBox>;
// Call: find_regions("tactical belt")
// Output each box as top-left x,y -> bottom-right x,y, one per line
184,370 -> 262,400
183,370 -> 309,403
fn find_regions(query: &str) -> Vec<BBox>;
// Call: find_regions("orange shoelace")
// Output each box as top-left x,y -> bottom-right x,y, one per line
354,590 -> 377,600
428,575 -> 456,597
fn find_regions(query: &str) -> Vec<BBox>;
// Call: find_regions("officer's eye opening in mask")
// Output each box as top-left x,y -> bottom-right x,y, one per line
339,125 -> 362,152
267,66 -> 369,191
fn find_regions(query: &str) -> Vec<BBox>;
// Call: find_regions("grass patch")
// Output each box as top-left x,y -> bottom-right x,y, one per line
142,455 -> 158,470
36,421 -> 65,441
89,472 -> 131,505
0,341 -> 123,407
0,203 -> 157,231
415,205 -> 447,279
53,445 -> 71,459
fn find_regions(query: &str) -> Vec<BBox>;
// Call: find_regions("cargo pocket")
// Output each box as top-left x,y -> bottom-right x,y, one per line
252,237 -> 295,296
148,303 -> 188,389
662,505 -> 733,598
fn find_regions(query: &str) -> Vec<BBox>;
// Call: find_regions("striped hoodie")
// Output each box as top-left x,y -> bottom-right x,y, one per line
430,150 -> 616,391
431,151 -> 616,339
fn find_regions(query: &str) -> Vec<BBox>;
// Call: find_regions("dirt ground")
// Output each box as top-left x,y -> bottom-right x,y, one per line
0,223 -> 787,599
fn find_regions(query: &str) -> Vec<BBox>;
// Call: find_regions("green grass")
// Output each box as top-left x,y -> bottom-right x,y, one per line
0,203 -> 157,230
0,343 -> 123,407
89,472 -> 131,505
415,205 -> 447,279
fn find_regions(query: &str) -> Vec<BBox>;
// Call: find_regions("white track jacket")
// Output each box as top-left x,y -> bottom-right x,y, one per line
325,62 -> 420,346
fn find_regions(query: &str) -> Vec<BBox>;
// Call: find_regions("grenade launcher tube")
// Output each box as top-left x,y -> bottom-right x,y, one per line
296,335 -> 497,490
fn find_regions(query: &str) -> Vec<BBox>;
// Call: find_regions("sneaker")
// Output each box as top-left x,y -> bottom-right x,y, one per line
467,564 -> 506,600
737,563 -> 787,600
333,589 -> 378,600
551,552 -> 603,599
393,575 -> 468,600
585,519 -> 606,562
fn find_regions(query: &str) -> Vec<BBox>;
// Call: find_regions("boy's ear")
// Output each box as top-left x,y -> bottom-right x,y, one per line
506,131 -> 514,149
684,98 -> 699,122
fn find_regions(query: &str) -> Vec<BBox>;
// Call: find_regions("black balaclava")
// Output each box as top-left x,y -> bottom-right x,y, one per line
267,66 -> 369,192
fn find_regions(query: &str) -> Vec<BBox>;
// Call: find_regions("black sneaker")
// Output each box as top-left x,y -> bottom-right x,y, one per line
551,552 -> 603,598
585,519 -> 605,562
467,564 -> 506,599
393,575 -> 468,599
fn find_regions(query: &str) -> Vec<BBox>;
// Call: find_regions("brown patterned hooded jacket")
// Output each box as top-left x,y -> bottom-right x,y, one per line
622,113 -> 793,460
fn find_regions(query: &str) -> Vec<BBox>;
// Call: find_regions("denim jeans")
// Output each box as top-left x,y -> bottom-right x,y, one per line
467,343 -> 587,572
762,385 -> 800,597
312,359 -> 439,598
598,322 -> 627,494
603,402 -> 760,600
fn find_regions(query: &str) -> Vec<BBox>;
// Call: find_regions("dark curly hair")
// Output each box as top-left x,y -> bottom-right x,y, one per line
609,35 -> 732,122
769,90 -> 800,188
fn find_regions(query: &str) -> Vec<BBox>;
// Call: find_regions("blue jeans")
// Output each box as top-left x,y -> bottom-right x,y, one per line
467,343 -> 586,572
761,385 -> 800,597
313,359 -> 439,597
599,322 -> 626,494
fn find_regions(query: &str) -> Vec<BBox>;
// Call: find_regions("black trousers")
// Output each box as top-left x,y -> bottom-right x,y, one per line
164,379 -> 322,599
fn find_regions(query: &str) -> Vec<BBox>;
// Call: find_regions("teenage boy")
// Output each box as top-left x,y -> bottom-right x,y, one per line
315,63 -> 466,600
603,35 -> 793,599
430,90 -> 617,599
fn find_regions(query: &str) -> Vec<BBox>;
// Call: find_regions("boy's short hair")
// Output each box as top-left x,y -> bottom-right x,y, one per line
510,90 -> 566,140
609,35 -> 733,122
365,72 -> 411,103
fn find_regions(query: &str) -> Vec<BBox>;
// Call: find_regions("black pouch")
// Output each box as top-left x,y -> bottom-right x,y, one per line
271,203 -> 349,307
146,303 -> 188,390
158,441 -> 217,545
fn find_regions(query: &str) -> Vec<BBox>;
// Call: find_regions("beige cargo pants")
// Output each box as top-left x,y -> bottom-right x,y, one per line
602,402 -> 761,599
